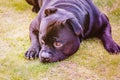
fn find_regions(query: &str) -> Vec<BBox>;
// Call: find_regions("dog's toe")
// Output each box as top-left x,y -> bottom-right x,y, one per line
106,42 -> 120,54
25,47 -> 40,60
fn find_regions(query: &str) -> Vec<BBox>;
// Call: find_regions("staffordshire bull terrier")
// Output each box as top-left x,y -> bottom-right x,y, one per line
25,0 -> 120,63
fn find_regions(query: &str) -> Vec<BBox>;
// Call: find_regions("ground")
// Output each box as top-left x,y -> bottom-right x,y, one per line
0,0 -> 120,80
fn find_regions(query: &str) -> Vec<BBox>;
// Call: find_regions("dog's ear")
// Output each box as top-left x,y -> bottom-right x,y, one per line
44,7 -> 57,16
65,18 -> 84,37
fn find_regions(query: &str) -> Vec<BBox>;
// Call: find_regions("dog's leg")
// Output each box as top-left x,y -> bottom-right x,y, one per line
25,19 -> 41,59
100,14 -> 120,54
26,0 -> 40,13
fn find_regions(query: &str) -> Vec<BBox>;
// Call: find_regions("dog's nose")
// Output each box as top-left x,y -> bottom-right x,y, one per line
41,52 -> 51,62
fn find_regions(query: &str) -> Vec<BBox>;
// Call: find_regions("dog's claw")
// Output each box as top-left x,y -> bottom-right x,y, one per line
106,42 -> 120,54
25,47 -> 40,60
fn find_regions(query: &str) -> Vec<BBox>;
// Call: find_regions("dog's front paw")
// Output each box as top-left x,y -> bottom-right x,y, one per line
105,41 -> 120,54
25,46 -> 40,59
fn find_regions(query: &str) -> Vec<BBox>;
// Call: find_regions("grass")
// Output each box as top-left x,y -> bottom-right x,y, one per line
0,0 -> 120,80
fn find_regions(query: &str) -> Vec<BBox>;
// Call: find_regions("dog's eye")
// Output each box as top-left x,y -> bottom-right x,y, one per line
53,41 -> 63,48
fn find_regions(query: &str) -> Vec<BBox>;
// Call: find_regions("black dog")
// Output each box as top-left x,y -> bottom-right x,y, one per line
25,0 -> 120,63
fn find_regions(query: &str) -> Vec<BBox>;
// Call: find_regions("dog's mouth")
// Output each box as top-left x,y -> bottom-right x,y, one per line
40,57 -> 62,63
40,57 -> 50,63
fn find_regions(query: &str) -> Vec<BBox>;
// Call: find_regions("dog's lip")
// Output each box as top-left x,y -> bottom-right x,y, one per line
40,56 -> 51,63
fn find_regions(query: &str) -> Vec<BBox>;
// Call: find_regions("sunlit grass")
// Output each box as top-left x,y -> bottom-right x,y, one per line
0,0 -> 120,80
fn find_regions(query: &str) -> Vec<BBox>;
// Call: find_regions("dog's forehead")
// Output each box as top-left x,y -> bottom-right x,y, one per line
40,9 -> 70,33
40,16 -> 63,35
40,18 -> 54,33
40,19 -> 61,45
40,18 -> 61,41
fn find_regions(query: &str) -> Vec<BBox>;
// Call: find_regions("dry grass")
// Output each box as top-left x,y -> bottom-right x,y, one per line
0,0 -> 120,80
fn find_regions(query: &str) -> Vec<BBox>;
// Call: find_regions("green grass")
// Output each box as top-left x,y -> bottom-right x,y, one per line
0,0 -> 120,80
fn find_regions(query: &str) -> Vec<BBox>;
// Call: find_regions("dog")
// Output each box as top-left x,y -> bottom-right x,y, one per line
25,0 -> 120,63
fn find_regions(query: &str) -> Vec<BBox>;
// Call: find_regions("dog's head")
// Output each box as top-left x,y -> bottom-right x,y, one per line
39,7 -> 83,62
